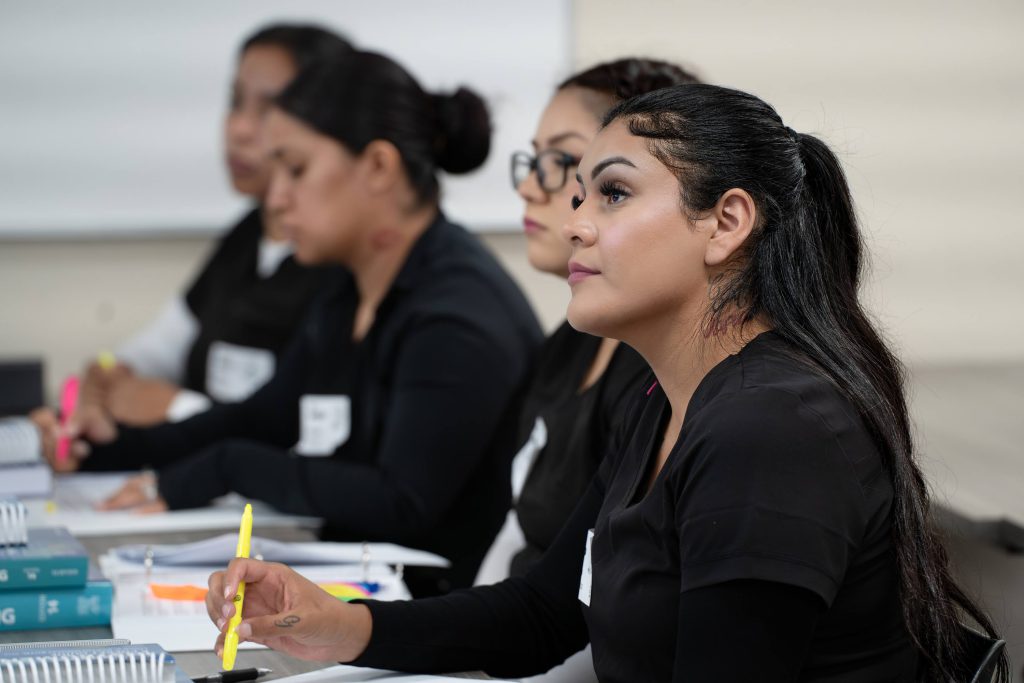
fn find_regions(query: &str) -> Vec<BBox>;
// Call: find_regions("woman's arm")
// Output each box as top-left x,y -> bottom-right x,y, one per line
157,319 -> 528,539
206,469 -> 605,678
673,580 -> 822,682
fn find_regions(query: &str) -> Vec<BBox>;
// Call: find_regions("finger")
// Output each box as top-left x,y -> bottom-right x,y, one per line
206,571 -> 226,623
237,614 -> 298,643
72,440 -> 91,459
214,631 -> 226,658
223,558 -> 276,603
132,500 -> 168,515
96,484 -> 145,510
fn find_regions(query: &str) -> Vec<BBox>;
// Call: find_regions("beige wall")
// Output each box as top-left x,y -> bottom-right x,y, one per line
574,0 -> 1024,366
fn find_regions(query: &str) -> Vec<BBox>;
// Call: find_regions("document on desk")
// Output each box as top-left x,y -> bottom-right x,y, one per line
21,472 -> 321,536
105,563 -> 410,652
105,533 -> 449,570
270,664 -> 503,682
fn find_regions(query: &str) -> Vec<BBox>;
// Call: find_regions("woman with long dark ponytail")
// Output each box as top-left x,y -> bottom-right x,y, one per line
204,83 -> 1006,682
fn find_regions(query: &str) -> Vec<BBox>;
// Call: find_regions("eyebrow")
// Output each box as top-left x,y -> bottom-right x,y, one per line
577,156 -> 637,184
531,131 -> 587,150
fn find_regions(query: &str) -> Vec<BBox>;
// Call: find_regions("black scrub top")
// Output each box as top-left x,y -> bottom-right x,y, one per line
351,331 -> 917,681
512,322 -> 648,575
84,214 -> 544,595
182,208 -> 330,396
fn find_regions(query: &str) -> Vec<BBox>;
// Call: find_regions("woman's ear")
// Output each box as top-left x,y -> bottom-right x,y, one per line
358,139 -> 404,195
704,188 -> 757,267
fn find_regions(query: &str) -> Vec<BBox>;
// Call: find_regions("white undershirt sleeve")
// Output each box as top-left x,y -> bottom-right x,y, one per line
115,296 -> 200,384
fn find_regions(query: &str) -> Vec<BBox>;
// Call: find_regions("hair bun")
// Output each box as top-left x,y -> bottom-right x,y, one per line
431,87 -> 491,174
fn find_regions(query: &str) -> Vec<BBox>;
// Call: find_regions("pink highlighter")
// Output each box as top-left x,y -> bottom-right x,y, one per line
55,375 -> 80,464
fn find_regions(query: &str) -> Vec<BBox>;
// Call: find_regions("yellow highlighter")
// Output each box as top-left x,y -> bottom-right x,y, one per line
222,503 -> 253,670
97,350 -> 117,371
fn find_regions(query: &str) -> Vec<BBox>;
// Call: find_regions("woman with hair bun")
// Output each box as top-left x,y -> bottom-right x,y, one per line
48,49 -> 543,597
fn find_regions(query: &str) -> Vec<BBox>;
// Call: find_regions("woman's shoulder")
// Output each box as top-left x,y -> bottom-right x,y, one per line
684,333 -> 885,489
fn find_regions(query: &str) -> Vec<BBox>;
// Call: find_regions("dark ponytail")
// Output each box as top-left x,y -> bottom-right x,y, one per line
606,84 -> 1007,682
276,50 -> 491,206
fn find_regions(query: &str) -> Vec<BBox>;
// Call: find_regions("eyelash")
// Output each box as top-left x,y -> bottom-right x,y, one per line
599,181 -> 629,203
571,181 -> 629,211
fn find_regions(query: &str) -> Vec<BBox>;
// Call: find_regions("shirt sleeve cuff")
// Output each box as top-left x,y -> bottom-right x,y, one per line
166,390 -> 212,422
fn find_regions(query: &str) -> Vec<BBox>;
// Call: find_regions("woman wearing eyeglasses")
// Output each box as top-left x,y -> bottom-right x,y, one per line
499,59 -> 700,579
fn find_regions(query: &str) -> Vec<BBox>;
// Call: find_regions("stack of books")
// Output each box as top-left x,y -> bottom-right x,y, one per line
0,499 -> 112,631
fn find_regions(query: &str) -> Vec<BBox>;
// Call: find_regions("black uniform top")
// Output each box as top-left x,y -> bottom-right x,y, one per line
511,322 -> 647,575
183,207 -> 330,395
351,331 -> 918,681
84,214 -> 544,594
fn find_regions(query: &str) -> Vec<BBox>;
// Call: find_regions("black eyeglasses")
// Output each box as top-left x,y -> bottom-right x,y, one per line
510,150 -> 580,194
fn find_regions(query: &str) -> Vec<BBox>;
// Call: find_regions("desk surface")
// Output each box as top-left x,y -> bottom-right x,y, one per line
910,363 -> 1024,549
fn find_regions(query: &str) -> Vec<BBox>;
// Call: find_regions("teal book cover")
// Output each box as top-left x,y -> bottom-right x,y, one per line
0,527 -> 88,590
0,570 -> 111,631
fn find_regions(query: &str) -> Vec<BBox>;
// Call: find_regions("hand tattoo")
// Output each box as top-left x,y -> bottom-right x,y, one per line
274,615 -> 301,628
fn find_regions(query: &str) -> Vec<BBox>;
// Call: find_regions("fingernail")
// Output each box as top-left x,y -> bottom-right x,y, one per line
237,622 -> 252,639
224,586 -> 233,600
222,603 -> 232,618
216,618 -> 226,630
215,647 -> 222,658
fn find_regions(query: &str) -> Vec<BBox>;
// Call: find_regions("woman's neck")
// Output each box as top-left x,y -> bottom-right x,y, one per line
260,206 -> 289,242
630,304 -> 770,430
348,202 -> 438,340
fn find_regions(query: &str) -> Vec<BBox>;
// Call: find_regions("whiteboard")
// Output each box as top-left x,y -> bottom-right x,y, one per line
0,1 -> 571,237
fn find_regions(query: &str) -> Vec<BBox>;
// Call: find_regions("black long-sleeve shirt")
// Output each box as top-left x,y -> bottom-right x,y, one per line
83,214 -> 543,594
352,332 -> 918,680
511,322 -> 648,575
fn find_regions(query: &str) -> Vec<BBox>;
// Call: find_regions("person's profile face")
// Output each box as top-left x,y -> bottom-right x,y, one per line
562,120 -> 715,342
261,109 -> 362,265
516,87 -> 607,278
224,45 -> 297,197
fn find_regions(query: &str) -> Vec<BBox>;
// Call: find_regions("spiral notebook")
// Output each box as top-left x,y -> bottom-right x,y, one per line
0,639 -> 190,683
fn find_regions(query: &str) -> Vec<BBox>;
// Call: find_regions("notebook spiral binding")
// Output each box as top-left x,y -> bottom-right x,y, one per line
0,500 -> 29,547
0,646 -> 175,683
0,650 -> 167,683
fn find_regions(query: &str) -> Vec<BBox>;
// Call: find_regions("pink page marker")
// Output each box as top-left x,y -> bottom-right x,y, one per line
55,375 -> 80,464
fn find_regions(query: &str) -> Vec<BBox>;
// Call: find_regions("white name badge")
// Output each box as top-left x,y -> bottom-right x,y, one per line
206,341 -> 276,403
579,528 -> 595,607
295,395 -> 351,457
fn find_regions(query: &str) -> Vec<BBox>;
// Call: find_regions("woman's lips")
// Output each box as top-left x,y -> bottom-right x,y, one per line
567,261 -> 599,285
523,218 -> 545,235
228,156 -> 259,177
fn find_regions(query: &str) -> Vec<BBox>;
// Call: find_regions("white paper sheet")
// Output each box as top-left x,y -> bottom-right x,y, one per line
22,472 -> 321,536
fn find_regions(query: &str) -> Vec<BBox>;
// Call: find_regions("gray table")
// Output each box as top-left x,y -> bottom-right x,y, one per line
910,363 -> 1024,551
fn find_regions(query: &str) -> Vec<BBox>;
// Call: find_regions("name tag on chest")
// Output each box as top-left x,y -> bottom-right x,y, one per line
206,341 -> 276,402
579,528 -> 595,607
295,395 -> 351,457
